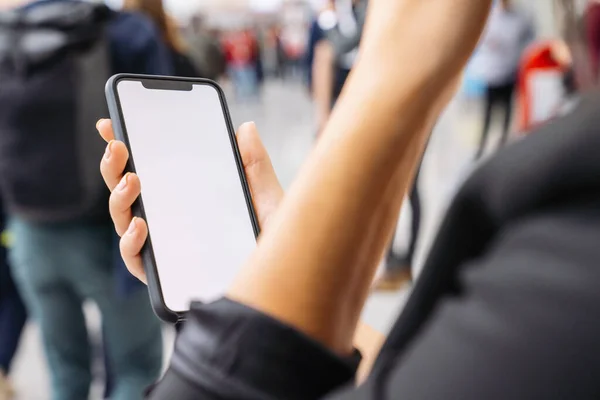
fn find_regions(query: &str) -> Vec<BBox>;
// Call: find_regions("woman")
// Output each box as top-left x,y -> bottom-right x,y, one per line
98,0 -> 600,398
124,0 -> 200,78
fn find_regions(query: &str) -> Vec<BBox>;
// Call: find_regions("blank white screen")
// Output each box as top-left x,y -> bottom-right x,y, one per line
117,80 -> 256,313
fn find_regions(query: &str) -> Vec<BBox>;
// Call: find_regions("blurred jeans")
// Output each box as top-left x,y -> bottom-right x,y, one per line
0,256 -> 27,373
8,218 -> 162,400
229,64 -> 259,100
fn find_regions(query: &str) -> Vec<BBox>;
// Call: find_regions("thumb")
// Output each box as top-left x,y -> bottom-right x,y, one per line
237,122 -> 284,228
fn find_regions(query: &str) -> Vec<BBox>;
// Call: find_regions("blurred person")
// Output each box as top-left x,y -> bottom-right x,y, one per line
472,0 -> 534,160
267,25 -> 285,79
250,27 -> 265,91
275,26 -> 287,79
0,218 -> 26,400
279,6 -> 309,80
97,0 -> 600,398
257,45 -> 266,89
123,0 -> 200,78
223,29 -> 260,101
306,12 -> 326,91
0,1 -> 169,399
312,0 -> 366,133
261,25 -> 282,79
185,15 -> 226,81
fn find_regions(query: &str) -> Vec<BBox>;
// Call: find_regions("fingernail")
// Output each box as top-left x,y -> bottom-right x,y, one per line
96,119 -> 105,130
117,173 -> 129,191
126,217 -> 137,236
240,121 -> 255,132
105,140 -> 113,160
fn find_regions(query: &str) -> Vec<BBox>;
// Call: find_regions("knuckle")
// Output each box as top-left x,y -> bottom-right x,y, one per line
108,192 -> 122,212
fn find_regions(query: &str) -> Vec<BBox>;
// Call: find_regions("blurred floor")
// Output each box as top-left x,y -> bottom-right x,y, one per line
10,79 -> 512,399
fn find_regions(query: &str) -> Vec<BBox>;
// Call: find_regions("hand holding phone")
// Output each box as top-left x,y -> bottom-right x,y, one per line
104,75 -> 262,323
98,119 -> 284,275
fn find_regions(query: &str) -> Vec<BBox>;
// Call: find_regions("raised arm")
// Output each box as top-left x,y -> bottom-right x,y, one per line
228,0 -> 493,355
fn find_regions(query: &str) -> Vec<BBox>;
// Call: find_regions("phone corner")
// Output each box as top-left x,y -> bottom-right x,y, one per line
105,74 -> 123,95
145,254 -> 183,324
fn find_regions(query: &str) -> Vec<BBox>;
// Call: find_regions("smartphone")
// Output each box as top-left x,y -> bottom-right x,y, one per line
105,74 -> 259,323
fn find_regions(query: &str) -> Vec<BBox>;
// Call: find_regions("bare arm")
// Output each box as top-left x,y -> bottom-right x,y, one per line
229,0 -> 493,355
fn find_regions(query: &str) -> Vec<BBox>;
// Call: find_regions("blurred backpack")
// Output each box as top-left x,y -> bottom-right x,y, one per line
0,2 -> 113,223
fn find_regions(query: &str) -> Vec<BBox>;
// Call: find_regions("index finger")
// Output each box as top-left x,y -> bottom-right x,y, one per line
97,119 -> 114,143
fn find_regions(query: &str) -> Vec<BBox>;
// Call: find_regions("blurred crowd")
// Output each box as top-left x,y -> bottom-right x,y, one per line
1,0 -> 600,399
0,1 -> 316,399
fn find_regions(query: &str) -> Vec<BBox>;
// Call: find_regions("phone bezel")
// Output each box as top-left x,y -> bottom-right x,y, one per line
105,74 -> 260,323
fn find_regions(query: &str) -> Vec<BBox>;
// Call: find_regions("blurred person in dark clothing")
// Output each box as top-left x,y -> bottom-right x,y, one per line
0,1 -> 170,399
256,46 -> 265,88
312,0 -> 365,133
124,0 -> 200,78
249,28 -> 265,89
472,0 -> 534,160
96,0 -> 600,398
185,15 -> 226,81
306,14 -> 326,92
0,221 -> 26,400
275,26 -> 287,79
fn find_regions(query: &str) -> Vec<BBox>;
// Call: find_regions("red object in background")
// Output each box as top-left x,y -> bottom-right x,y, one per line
222,31 -> 258,67
517,41 -> 567,133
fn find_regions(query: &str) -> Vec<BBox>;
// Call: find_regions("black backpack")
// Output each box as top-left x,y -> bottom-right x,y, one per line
0,2 -> 113,223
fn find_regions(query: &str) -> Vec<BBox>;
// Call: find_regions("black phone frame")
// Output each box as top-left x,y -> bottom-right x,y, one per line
105,74 -> 261,324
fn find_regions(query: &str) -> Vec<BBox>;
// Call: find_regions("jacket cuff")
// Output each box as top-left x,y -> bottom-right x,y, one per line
170,298 -> 361,399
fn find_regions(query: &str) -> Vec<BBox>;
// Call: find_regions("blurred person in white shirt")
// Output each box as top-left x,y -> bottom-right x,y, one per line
471,0 -> 534,160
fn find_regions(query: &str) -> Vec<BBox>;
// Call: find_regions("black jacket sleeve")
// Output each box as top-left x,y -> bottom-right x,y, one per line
148,299 -> 361,400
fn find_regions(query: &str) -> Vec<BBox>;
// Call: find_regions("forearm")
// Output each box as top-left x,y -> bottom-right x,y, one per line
229,0 -> 491,357
229,62 -> 439,354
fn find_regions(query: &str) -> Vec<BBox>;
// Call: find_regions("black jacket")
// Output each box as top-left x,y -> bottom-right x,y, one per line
149,93 -> 600,399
